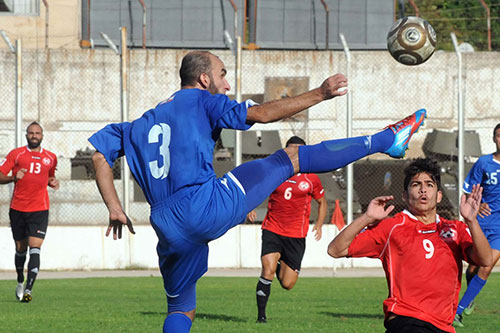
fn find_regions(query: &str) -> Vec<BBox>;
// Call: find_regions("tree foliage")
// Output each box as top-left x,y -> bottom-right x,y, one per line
402,0 -> 500,51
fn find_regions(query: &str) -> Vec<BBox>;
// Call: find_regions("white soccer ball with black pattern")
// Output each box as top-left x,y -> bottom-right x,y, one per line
387,16 -> 436,66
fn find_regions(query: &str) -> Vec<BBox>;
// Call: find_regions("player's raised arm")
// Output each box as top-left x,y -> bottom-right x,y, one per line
92,151 -> 135,240
328,196 -> 394,258
461,185 -> 492,267
246,74 -> 347,124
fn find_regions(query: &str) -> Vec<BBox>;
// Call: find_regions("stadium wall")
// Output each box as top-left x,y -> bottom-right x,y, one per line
0,225 -> 378,270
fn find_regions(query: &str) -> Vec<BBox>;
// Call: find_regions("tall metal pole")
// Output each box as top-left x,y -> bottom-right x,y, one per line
339,34 -> 353,226
42,0 -> 49,49
120,27 -> 130,217
451,32 -> 464,220
16,39 -> 23,148
320,0 -> 329,50
478,0 -> 492,51
138,0 -> 146,49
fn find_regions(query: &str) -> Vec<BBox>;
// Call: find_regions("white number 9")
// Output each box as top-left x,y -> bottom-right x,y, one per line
284,187 -> 292,200
422,239 -> 434,259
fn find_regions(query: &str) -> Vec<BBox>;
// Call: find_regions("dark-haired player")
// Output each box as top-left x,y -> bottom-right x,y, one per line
90,50 -> 426,332
255,136 -> 326,323
0,122 -> 59,302
328,158 -> 492,333
454,123 -> 500,327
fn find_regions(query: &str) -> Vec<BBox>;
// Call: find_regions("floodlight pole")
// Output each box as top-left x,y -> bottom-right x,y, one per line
120,27 -> 130,218
15,39 -> 22,148
339,33 -> 353,227
1,31 -> 22,147
451,32 -> 464,221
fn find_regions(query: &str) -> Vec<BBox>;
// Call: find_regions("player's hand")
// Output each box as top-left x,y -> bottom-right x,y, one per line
460,184 -> 483,223
48,177 -> 60,190
312,224 -> 322,241
320,73 -> 348,100
14,168 -> 27,182
246,210 -> 257,223
478,202 -> 491,219
106,210 -> 136,240
365,196 -> 395,222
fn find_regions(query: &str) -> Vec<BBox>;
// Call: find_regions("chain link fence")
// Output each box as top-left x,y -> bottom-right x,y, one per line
0,47 -> 498,228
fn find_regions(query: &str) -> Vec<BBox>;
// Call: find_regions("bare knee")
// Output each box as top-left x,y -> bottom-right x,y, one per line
478,266 -> 494,280
279,281 -> 295,290
169,309 -> 196,322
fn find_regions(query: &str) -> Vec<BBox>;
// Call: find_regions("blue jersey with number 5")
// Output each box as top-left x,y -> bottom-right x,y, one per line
89,88 -> 252,206
463,154 -> 500,215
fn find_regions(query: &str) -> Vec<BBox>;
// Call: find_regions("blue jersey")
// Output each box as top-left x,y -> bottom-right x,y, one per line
89,88 -> 252,206
89,89 -> 255,296
463,154 -> 500,214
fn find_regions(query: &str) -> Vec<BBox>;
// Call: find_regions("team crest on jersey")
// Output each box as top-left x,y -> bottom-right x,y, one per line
439,226 -> 457,242
298,181 -> 310,191
42,157 -> 51,166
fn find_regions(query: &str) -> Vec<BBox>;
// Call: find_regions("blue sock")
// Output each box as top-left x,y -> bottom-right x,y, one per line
298,129 -> 394,173
456,275 -> 486,315
163,313 -> 192,333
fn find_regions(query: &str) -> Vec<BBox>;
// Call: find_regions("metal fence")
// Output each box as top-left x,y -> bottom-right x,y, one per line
0,42 -> 498,228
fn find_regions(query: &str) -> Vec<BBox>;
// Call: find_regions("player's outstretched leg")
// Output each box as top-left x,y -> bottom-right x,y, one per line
298,109 -> 427,173
231,109 -> 426,213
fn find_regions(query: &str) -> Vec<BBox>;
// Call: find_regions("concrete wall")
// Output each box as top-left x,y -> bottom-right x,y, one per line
0,48 -> 498,227
0,224 -> 380,270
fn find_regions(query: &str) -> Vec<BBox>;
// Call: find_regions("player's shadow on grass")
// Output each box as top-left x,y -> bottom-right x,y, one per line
139,311 -> 246,322
197,313 -> 246,323
321,311 -> 384,320
140,311 -> 164,316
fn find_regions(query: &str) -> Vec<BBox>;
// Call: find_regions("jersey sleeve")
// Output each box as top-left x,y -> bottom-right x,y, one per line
203,93 -> 254,131
347,219 -> 391,258
310,174 -> 325,200
49,154 -> 57,177
88,122 -> 128,167
463,159 -> 484,193
0,150 -> 16,176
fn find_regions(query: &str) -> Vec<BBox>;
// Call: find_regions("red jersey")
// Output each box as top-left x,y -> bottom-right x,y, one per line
262,173 -> 324,238
0,146 -> 57,212
348,210 -> 473,333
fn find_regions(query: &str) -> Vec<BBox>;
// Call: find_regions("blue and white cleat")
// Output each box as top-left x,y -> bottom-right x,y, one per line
384,108 -> 427,158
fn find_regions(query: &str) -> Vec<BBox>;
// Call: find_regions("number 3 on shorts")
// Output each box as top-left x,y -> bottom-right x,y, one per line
422,239 -> 434,259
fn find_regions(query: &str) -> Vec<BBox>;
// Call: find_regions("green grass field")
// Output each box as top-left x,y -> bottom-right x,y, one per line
0,273 -> 499,332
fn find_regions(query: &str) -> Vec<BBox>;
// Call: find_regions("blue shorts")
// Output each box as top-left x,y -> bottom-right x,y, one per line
150,174 -> 247,297
478,212 -> 500,251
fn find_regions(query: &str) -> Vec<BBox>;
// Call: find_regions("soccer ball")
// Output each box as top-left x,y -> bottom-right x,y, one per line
387,16 -> 436,66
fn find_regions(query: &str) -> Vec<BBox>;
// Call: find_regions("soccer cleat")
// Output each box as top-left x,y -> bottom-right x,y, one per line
384,108 -> 427,158
453,313 -> 464,328
21,289 -> 32,303
15,283 -> 24,301
463,300 -> 475,316
256,316 -> 267,323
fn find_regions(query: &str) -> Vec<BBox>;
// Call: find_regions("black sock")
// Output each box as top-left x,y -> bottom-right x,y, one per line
256,276 -> 272,319
466,266 -> 478,286
15,250 -> 27,283
25,247 -> 41,291
276,261 -> 282,283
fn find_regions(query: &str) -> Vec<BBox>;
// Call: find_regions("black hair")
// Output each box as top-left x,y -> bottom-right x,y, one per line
285,136 -> 306,147
494,123 -> 500,137
403,158 -> 441,191
179,51 -> 212,87
26,121 -> 43,133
